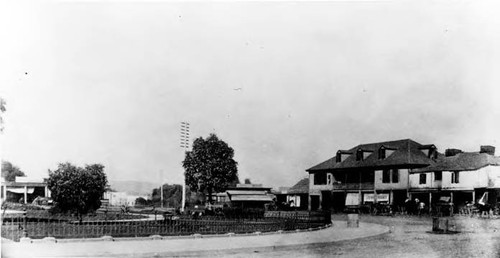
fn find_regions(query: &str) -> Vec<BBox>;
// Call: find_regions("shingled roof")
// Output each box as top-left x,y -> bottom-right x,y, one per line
287,178 -> 309,194
412,152 -> 500,172
307,139 -> 438,172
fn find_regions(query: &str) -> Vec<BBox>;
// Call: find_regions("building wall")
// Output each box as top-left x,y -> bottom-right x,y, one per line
409,166 -> 500,191
104,191 -> 145,206
309,173 -> 333,195
487,166 -> 500,188
374,168 -> 409,190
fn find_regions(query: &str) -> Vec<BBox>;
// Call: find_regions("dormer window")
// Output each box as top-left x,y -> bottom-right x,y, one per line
379,146 -> 386,160
420,145 -> 438,159
379,145 -> 396,160
356,149 -> 363,161
356,149 -> 372,161
336,150 -> 352,163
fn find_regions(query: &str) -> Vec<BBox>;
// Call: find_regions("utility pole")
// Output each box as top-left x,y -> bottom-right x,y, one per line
180,121 -> 190,212
159,170 -> 164,208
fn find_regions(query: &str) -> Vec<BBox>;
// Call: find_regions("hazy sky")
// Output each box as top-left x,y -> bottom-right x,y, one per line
1,1 -> 499,188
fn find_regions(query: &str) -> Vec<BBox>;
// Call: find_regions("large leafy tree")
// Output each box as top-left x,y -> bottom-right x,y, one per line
1,161 -> 26,182
47,163 -> 107,220
183,134 -> 239,203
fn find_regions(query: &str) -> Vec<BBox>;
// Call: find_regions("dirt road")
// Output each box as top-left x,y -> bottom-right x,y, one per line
217,214 -> 500,258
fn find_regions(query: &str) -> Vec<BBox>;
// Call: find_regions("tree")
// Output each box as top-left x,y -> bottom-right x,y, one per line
47,163 -> 107,220
151,184 -> 184,207
1,161 -> 26,182
183,134 -> 239,203
135,197 -> 151,206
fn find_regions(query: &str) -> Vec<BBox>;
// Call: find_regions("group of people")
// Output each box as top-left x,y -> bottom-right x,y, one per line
404,197 -> 426,216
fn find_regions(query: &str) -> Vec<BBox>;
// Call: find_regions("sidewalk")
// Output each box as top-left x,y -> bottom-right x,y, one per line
1,221 -> 389,258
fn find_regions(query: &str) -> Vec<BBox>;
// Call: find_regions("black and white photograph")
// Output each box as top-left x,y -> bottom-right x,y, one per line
1,0 -> 499,257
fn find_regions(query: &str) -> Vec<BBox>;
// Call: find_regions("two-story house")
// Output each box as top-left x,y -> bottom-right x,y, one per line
306,139 -> 438,212
410,146 -> 500,210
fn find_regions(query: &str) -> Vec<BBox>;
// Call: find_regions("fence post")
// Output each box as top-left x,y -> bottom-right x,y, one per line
22,211 -> 28,238
10,216 -> 14,241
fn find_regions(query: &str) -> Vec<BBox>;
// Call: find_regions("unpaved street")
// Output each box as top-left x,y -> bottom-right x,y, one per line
217,214 -> 500,258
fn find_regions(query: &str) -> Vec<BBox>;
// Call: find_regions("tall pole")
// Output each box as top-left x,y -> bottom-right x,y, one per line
159,170 -> 164,208
180,122 -> 190,212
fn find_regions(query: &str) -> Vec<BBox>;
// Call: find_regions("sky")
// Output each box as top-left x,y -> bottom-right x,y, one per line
1,1 -> 499,189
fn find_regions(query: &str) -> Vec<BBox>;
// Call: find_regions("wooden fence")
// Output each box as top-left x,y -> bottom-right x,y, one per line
1,213 -> 330,242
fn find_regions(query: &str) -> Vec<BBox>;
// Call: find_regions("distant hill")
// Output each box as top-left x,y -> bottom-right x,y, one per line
108,180 -> 158,196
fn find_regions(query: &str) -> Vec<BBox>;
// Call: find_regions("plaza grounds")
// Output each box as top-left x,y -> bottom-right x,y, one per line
2,213 -> 499,257
218,214 -> 500,258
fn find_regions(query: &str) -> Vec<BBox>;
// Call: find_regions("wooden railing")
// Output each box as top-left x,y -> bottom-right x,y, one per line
332,182 -> 374,190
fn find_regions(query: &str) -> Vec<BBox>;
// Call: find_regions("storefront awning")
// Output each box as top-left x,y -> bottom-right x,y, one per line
230,195 -> 273,202
7,187 -> 35,194
227,190 -> 267,195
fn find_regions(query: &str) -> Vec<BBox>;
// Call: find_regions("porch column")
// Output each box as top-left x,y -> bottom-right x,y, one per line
450,192 -> 454,203
24,185 -> 28,204
390,190 -> 394,205
2,185 -> 6,202
308,194 -> 312,211
472,191 -> 475,203
358,190 -> 362,206
428,192 -> 432,213
318,193 -> 323,210
44,186 -> 49,197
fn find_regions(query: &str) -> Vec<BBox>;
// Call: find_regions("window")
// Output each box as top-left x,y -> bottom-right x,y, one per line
382,169 -> 390,183
356,149 -> 363,161
360,170 -> 374,183
345,172 -> 360,183
314,173 -> 327,185
327,174 -> 332,185
392,169 -> 399,183
451,171 -> 460,184
434,171 -> 442,181
419,174 -> 427,184
382,169 -> 398,183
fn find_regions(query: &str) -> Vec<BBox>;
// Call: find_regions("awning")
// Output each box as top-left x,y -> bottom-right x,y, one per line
7,187 -> 35,194
230,194 -> 274,202
439,196 -> 451,202
227,190 -> 267,195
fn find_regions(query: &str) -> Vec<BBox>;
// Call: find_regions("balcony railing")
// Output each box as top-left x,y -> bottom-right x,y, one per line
332,182 -> 374,190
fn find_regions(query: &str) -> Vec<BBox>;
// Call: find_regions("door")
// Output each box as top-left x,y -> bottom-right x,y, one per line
311,195 -> 320,211
332,192 -> 346,213
321,191 -> 332,211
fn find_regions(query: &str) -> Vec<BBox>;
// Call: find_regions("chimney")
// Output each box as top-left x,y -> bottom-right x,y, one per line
445,149 -> 463,157
480,145 -> 495,155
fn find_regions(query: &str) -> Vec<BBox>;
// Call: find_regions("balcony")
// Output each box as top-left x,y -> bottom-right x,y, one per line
332,182 -> 374,190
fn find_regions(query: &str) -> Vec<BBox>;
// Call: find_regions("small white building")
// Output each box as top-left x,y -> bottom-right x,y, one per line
103,191 -> 147,206
1,176 -> 50,204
